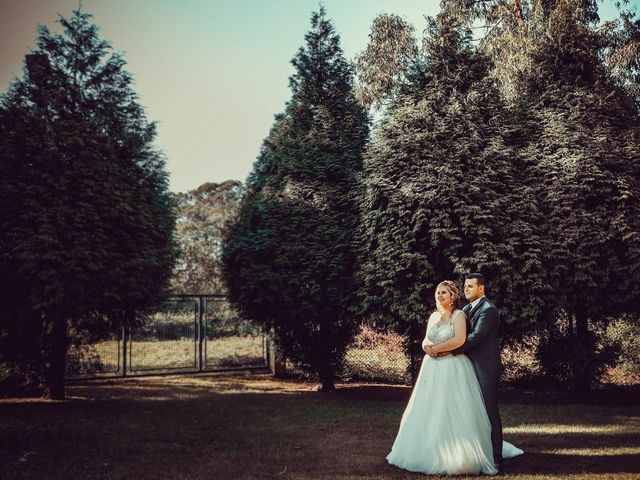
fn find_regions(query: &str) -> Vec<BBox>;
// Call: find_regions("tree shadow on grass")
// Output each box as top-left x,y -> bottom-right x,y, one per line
334,382 -> 640,406
1,375 -> 639,479
332,384 -> 640,477
507,451 -> 640,476
334,384 -> 411,401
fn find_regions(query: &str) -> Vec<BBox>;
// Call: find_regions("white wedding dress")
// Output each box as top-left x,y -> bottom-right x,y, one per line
386,311 -> 523,475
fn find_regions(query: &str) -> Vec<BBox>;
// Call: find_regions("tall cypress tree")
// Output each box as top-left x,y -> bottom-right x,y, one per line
358,11 -> 548,377
521,0 -> 640,394
221,9 -> 369,391
0,9 -> 175,398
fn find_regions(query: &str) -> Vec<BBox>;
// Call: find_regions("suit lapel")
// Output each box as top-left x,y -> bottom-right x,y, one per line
467,297 -> 487,324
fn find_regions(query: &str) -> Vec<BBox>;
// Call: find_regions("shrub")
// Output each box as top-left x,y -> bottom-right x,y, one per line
604,315 -> 640,372
536,329 -> 620,390
340,324 -> 410,384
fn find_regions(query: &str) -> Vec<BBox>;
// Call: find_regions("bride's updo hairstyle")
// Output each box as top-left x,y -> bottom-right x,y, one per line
435,280 -> 462,314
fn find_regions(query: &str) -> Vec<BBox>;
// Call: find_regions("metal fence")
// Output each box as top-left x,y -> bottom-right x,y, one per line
65,296 -> 415,384
65,295 -> 268,379
282,323 -> 412,384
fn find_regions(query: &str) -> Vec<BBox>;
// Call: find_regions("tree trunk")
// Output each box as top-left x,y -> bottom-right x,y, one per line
317,368 -> 336,392
44,312 -> 68,400
572,310 -> 590,398
268,334 -> 287,379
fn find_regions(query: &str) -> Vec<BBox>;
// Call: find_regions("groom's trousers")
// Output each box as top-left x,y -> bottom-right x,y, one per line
476,371 -> 503,464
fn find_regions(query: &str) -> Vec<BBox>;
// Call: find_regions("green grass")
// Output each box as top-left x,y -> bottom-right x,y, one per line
1,373 -> 639,480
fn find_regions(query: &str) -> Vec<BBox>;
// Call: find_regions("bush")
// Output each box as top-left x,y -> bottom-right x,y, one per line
0,361 -> 43,397
536,328 -> 620,390
340,324 -> 410,384
604,315 -> 640,372
500,336 -> 542,386
65,344 -> 105,376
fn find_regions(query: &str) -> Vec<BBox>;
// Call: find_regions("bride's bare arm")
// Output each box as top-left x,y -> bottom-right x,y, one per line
421,312 -> 438,353
431,312 -> 467,354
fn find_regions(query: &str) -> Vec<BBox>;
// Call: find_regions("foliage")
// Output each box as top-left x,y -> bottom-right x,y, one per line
170,181 -> 243,294
0,8 -> 175,398
340,323 -> 410,383
601,8 -> 640,111
604,315 -> 640,372
353,0 -> 640,391
535,312 -> 621,390
500,336 -> 542,386
443,0 -> 606,102
444,0 -> 599,25
356,1 -> 637,107
519,0 -> 640,393
65,343 -> 105,376
353,14 -> 420,110
498,314 -> 639,390
356,11 -> 548,378
222,8 -> 369,391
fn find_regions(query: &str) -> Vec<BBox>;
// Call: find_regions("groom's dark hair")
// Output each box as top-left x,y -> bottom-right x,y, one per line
465,273 -> 486,286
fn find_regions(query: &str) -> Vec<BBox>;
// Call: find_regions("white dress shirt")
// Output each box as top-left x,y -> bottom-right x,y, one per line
469,295 -> 485,310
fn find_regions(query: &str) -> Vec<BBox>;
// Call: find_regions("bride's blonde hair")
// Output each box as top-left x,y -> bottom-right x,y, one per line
435,280 -> 462,315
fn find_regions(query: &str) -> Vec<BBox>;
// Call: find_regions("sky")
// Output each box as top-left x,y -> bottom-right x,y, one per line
0,0 -> 636,193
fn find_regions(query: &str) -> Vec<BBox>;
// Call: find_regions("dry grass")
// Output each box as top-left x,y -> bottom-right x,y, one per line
127,337 -> 265,370
67,336 -> 266,375
1,373 -> 639,480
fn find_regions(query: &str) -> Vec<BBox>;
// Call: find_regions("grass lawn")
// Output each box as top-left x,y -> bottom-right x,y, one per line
1,373 -> 639,480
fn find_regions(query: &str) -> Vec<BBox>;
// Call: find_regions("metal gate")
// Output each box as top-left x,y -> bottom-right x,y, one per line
65,295 -> 268,379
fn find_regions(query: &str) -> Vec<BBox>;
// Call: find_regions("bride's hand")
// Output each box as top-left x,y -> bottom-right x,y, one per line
431,343 -> 451,358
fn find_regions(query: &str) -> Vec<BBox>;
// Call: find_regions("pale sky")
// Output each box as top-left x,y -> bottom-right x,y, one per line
0,0 -> 634,193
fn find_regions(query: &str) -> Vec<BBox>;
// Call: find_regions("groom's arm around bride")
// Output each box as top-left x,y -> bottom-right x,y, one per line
450,300 -> 499,356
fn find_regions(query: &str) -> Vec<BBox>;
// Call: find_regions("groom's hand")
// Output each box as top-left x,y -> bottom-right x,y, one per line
425,344 -> 438,358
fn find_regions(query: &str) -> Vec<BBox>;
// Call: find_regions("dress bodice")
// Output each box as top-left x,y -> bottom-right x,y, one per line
427,312 -> 458,344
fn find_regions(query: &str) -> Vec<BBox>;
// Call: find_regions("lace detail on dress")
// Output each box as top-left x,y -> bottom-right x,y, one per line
427,311 -> 461,344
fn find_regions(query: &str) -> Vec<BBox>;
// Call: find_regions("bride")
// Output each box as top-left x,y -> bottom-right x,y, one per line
386,280 -> 522,475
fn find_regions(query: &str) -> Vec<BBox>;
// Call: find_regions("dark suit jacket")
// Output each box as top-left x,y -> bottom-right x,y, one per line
452,296 -> 501,381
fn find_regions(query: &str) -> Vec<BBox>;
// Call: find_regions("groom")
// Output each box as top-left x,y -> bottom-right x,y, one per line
429,273 -> 504,470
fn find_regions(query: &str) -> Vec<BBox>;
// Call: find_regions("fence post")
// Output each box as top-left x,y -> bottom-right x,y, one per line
268,336 -> 287,378
121,325 -> 127,377
197,296 -> 204,372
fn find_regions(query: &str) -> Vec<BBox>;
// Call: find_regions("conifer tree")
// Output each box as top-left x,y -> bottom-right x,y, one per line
0,9 -> 175,398
357,11 -> 548,377
221,9 -> 369,391
520,0 -> 640,394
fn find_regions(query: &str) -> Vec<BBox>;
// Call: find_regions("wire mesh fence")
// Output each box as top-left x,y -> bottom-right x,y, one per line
203,297 -> 267,369
129,297 -> 199,373
63,302 -> 640,386
283,324 -> 413,385
65,295 -> 413,384
65,335 -> 120,377
65,295 -> 268,379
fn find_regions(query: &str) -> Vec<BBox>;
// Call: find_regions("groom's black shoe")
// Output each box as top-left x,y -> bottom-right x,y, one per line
494,462 -> 504,476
